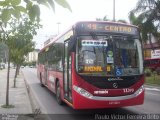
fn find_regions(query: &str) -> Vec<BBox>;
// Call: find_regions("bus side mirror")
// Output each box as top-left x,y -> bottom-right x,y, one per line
68,36 -> 76,53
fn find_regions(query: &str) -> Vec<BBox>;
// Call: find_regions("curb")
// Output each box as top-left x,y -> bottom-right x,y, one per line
22,71 -> 42,114
22,70 -> 52,120
21,70 -> 51,120
144,83 -> 160,89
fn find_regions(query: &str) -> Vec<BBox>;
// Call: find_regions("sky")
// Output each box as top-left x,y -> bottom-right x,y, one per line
33,0 -> 138,49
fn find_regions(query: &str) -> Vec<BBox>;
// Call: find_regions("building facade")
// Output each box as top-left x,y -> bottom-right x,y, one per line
143,35 -> 160,59
26,49 -> 40,62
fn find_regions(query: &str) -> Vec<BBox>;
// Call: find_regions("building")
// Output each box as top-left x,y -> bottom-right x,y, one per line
25,49 -> 40,62
143,35 -> 160,59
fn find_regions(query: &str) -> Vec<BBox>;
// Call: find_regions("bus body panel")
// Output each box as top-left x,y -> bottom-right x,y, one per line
47,71 -> 63,92
37,21 -> 144,109
71,54 -> 144,109
72,90 -> 144,109
72,74 -> 144,98
37,65 -> 63,94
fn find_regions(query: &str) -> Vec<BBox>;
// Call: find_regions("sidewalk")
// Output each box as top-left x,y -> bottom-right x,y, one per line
0,68 -> 32,114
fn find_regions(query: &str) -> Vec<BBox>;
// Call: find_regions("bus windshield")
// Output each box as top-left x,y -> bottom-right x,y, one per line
76,35 -> 143,76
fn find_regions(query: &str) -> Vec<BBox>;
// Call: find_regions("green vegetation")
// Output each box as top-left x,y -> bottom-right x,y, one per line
9,17 -> 40,88
129,0 -> 160,43
145,74 -> 160,86
1,104 -> 15,108
144,68 -> 152,76
129,0 -> 160,86
96,15 -> 127,23
0,0 -> 71,108
0,0 -> 71,23
145,68 -> 160,86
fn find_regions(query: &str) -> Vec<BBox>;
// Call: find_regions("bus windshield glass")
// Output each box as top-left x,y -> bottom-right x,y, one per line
76,35 -> 143,76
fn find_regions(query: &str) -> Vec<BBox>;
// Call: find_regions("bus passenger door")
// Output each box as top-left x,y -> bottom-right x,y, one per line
64,40 -> 72,103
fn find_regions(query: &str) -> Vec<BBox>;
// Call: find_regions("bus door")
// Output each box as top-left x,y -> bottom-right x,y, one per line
64,40 -> 72,102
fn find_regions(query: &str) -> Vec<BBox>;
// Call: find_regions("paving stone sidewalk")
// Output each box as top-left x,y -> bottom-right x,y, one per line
0,68 -> 33,114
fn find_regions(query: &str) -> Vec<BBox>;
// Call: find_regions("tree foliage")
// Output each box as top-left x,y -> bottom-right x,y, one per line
129,0 -> 160,42
0,0 -> 71,107
8,17 -> 41,87
96,15 -> 127,23
0,0 -> 71,23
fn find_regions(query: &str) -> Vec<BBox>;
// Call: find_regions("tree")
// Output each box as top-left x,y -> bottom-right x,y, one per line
129,11 -> 145,39
0,0 -> 71,23
0,42 -> 8,63
129,0 -> 160,43
11,39 -> 35,88
0,0 -> 71,108
1,16 -> 40,107
10,17 -> 40,88
96,15 -> 110,21
0,29 -> 12,107
96,15 -> 127,23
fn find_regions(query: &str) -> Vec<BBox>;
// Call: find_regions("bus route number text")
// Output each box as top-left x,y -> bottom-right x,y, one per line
87,24 -> 97,30
86,23 -> 133,34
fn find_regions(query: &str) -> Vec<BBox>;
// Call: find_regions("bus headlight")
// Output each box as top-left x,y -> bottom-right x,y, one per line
138,85 -> 144,94
73,85 -> 93,99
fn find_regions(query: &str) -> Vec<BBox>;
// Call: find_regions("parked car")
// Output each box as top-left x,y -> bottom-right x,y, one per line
0,65 -> 3,70
0,63 -> 5,69
21,66 -> 24,68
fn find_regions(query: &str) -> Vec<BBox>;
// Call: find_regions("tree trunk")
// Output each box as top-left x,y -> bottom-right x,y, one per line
17,65 -> 20,75
6,51 -> 10,106
13,65 -> 18,88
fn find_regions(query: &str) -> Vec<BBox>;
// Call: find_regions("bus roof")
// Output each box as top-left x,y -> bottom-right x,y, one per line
75,21 -> 138,28
39,21 -> 138,53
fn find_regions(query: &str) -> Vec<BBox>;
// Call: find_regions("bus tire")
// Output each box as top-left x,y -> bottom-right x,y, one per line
56,81 -> 63,105
40,73 -> 44,87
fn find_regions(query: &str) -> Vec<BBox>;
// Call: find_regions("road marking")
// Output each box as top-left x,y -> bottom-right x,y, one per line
145,87 -> 160,92
146,92 -> 159,96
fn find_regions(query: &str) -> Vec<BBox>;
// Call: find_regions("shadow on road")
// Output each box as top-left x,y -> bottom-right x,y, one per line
39,86 -> 139,120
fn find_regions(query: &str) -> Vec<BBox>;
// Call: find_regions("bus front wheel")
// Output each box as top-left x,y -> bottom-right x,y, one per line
56,81 -> 63,105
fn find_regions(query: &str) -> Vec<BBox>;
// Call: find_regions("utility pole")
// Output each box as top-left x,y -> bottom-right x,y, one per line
113,0 -> 115,21
57,22 -> 61,35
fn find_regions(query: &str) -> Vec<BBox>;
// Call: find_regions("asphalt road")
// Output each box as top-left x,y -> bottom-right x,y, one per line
22,68 -> 160,120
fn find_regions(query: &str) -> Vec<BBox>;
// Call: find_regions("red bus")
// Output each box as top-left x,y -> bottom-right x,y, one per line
37,21 -> 144,109
144,58 -> 160,71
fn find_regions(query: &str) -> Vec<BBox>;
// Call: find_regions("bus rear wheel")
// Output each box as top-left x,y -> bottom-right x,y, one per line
56,81 -> 63,105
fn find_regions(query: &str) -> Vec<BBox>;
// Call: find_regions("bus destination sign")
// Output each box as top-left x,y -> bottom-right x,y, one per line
78,22 -> 138,35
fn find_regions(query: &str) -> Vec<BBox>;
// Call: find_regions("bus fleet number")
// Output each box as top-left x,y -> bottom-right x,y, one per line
123,88 -> 134,93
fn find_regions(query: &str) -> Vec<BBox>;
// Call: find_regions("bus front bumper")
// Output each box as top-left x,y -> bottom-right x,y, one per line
72,85 -> 144,109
